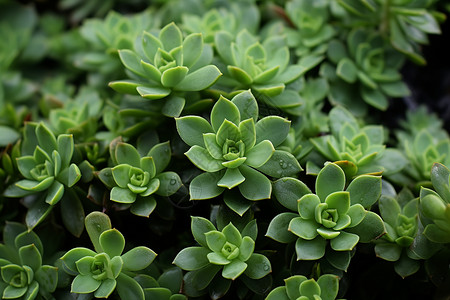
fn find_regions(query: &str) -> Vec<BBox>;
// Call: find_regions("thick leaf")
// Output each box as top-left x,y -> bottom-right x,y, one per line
430,163 -> 450,203
337,58 -> 357,83
159,22 -> 183,50
211,96 -> 241,132
99,229 -> 125,257
162,95 -> 185,118
317,274 -> 339,300
316,163 -> 345,202
130,196 -> 157,217
173,247 -> 210,271
119,50 -> 146,77
94,278 -> 117,298
176,116 -> 213,147
115,143 -> 141,167
347,175 -> 381,208
122,246 -> 157,271
26,200 -> 53,231
330,231 -> 359,251
35,265 -> 58,293
244,253 -> 271,279
222,260 -> 247,280
186,146 -> 224,172
175,65 -> 222,91
19,244 -> 42,271
85,212 -> 112,253
255,116 -> 290,147
137,86 -> 171,100
224,193 -> 252,216
345,211 -> 385,243
156,172 -> 182,196
231,90 -> 259,122
116,273 -> 145,300
191,217 -> 216,248
266,213 -> 298,243
45,181 -> 64,205
111,187 -> 137,203
161,66 -> 189,88
238,165 -> 271,200
218,168 -> 245,189
245,140 -> 274,168
0,126 -> 20,146
61,192 -> 85,237
189,172 -> 225,200
289,217 -> 319,240
36,123 -> 57,155
295,236 -> 326,260
71,274 -> 101,293
273,178 -> 312,212
375,243 -> 402,261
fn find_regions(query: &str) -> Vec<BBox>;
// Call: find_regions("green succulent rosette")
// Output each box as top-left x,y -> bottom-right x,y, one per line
61,212 -> 157,299
176,90 -> 301,204
337,0 -> 442,65
266,274 -> 342,300
376,188 -> 421,278
75,9 -> 159,86
285,0 -> 336,57
309,106 -> 407,178
173,217 -> 271,297
181,3 -> 260,44
99,140 -> 182,217
0,222 -> 58,300
267,162 -> 385,270
110,22 -> 222,117
3,122 -> 82,232
418,163 -> 450,244
323,28 -> 410,113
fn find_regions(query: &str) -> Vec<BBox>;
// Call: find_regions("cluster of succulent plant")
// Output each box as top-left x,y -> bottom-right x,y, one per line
1,0 -> 450,299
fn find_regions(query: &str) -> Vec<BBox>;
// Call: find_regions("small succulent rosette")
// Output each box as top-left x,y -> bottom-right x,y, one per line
99,139 -> 182,217
173,217 -> 271,297
267,162 -> 385,270
266,274 -> 343,300
337,0 -> 441,64
61,212 -> 157,299
376,188 -> 421,277
418,163 -> 450,244
310,106 -> 407,178
176,90 -> 301,205
3,122 -> 82,231
110,22 -> 222,117
0,222 -> 58,300
323,28 -> 410,112
284,0 -> 335,57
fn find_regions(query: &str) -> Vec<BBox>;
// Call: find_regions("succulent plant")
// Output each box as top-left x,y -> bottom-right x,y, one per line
181,3 -> 260,44
285,0 -> 336,57
337,0 -> 442,65
376,188 -> 421,278
61,212 -> 157,299
99,139 -> 182,217
324,28 -> 410,112
0,222 -> 58,300
266,274 -> 342,300
418,163 -> 450,244
173,217 -> 271,296
110,22 -> 222,117
213,28 -> 309,108
309,106 -> 407,178
3,122 -> 82,231
391,116 -> 450,190
267,162 -> 385,269
176,90 -> 300,205
75,9 -> 159,86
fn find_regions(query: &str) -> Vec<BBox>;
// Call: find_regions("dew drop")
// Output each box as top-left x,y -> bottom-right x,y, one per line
170,178 -> 177,185
279,160 -> 288,169
263,264 -> 270,271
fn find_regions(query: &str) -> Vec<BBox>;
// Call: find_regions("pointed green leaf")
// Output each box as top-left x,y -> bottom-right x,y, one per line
173,247 -> 210,271
183,33 -> 203,68
185,145 -> 224,172
111,187 -> 137,203
330,231 -> 359,251
244,253 -> 271,279
85,212 -> 112,253
289,217 -> 319,240
316,163 -> 345,201
238,165 -> 271,200
116,273 -> 145,300
161,66 -> 189,88
218,168 -> 245,189
273,178 -> 312,212
137,86 -> 171,100
175,65 -> 222,91
189,172 -> 225,200
122,246 -> 156,271
159,23 -> 183,50
266,212 -> 298,243
255,116 -> 290,147
211,96 -> 241,133
175,116 -> 213,147
222,260 -> 247,280
295,236 -> 326,260
245,140 -> 274,168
